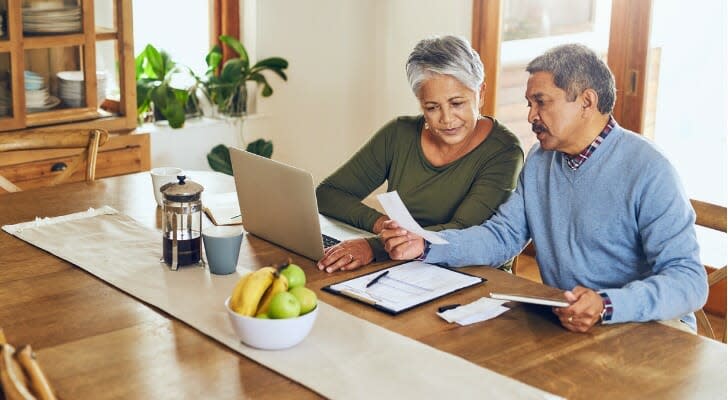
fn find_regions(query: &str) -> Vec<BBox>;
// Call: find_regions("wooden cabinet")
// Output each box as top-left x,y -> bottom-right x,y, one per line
0,132 -> 149,190
0,0 -> 146,187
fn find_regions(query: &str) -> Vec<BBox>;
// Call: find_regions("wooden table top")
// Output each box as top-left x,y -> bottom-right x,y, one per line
0,172 -> 725,399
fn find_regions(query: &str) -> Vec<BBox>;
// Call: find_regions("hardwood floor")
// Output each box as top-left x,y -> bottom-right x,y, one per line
515,254 -> 726,342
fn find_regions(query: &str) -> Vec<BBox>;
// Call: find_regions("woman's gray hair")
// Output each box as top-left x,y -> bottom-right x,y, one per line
526,43 -> 616,114
406,35 -> 485,96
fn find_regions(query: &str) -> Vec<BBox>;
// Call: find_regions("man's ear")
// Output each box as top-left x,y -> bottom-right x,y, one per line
581,88 -> 599,111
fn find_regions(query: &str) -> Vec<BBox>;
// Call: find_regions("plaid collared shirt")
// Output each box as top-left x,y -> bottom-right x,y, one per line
565,116 -> 617,170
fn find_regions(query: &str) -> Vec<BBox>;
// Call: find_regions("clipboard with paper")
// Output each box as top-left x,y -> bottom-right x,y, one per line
322,261 -> 485,315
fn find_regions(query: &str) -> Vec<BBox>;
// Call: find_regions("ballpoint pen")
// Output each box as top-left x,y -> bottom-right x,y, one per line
366,270 -> 389,288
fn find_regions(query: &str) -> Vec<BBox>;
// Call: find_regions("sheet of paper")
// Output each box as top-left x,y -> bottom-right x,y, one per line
437,297 -> 510,326
376,191 -> 448,244
203,192 -> 242,226
327,261 -> 482,313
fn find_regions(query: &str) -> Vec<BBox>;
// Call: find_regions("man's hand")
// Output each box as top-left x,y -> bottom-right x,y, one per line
379,220 -> 425,260
553,286 -> 604,333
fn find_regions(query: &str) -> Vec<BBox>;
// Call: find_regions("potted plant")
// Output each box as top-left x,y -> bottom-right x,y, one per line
201,35 -> 288,117
201,35 -> 288,174
135,44 -> 200,128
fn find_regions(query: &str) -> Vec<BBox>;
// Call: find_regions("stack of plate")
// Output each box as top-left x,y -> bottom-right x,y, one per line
57,70 -> 106,108
22,5 -> 82,34
24,70 -> 60,113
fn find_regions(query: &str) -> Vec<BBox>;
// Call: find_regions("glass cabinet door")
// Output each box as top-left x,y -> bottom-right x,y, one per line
0,0 -> 135,132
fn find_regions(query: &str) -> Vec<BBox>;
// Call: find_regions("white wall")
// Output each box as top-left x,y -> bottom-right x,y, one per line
143,0 -> 472,175
245,0 -> 472,183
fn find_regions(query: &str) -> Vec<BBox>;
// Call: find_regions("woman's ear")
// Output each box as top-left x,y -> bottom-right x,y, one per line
478,83 -> 487,108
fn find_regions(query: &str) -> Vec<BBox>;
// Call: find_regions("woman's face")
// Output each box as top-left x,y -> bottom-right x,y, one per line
418,74 -> 484,146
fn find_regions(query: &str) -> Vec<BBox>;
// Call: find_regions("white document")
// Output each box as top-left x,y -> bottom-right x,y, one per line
326,261 -> 483,314
376,191 -> 448,244
437,297 -> 510,326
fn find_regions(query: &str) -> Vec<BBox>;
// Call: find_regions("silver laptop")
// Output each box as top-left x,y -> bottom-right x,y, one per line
229,147 -> 371,260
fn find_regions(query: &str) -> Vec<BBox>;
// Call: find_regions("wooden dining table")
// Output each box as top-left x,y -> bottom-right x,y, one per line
0,171 -> 725,399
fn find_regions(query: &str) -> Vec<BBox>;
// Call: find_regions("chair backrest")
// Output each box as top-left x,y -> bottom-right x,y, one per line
691,199 -> 727,342
0,129 -> 109,193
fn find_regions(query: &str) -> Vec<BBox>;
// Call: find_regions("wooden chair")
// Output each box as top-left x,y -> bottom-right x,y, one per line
691,199 -> 727,343
0,129 -> 109,193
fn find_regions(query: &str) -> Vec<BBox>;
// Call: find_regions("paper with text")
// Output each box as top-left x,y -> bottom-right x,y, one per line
376,191 -> 448,244
327,261 -> 482,313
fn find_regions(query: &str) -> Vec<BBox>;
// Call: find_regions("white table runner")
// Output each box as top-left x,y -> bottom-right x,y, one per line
3,207 -> 560,399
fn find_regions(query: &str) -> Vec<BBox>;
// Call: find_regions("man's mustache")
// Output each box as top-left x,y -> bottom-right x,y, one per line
532,123 -> 547,134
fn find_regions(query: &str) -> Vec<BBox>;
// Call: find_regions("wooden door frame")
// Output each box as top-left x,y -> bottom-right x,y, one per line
211,0 -> 240,62
471,0 -> 653,133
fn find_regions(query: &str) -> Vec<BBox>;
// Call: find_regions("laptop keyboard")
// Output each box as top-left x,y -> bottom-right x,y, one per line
322,234 -> 341,248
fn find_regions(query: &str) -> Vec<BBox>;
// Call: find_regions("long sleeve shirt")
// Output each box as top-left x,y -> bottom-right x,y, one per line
316,115 -> 524,261
424,123 -> 708,329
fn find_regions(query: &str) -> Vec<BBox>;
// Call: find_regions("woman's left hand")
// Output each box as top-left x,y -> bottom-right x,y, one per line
317,238 -> 374,273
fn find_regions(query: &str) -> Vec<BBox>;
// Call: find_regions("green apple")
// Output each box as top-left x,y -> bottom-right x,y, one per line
289,286 -> 317,315
268,291 -> 301,319
256,313 -> 269,319
281,263 -> 306,289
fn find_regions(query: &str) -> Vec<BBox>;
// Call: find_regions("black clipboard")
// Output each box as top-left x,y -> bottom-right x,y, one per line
322,261 -> 486,315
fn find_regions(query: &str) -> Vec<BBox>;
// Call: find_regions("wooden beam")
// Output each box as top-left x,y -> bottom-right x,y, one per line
471,0 -> 502,117
211,0 -> 240,63
607,0 -> 652,133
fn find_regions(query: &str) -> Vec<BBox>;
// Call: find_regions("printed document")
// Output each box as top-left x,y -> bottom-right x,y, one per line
376,191 -> 448,244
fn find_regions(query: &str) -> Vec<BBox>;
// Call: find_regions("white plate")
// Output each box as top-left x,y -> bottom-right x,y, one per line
27,95 -> 60,113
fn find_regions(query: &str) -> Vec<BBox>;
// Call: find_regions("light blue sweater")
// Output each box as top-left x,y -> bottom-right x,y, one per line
425,124 -> 708,328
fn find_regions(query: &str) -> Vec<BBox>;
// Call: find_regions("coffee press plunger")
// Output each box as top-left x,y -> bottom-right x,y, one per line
160,175 -> 204,270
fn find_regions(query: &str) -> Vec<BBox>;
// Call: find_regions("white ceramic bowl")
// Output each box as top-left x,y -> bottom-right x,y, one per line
225,297 -> 318,350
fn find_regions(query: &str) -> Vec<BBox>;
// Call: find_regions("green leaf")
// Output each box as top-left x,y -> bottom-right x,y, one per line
220,58 -> 246,83
149,84 -> 186,128
246,139 -> 273,158
219,35 -> 249,69
205,45 -> 223,74
249,73 -> 273,97
207,144 -> 234,175
143,45 -> 165,79
252,57 -> 288,70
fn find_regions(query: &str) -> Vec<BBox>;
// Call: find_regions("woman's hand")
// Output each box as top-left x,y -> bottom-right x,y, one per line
379,220 -> 425,260
553,286 -> 604,333
317,238 -> 374,273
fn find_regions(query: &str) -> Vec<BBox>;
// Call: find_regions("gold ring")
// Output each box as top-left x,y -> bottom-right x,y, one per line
568,316 -> 573,322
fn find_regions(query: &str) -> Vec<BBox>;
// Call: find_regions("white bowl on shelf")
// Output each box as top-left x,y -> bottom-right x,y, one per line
224,296 -> 318,350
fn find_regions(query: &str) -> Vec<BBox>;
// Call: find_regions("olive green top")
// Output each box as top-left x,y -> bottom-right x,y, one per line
316,115 -> 524,262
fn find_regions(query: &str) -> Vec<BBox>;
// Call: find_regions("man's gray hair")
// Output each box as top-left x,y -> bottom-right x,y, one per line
406,35 -> 485,96
526,43 -> 616,114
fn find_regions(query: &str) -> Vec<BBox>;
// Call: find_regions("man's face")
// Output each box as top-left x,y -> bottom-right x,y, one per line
525,71 -> 586,155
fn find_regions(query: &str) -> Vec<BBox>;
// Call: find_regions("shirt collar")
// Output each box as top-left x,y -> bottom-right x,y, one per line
565,115 -> 616,170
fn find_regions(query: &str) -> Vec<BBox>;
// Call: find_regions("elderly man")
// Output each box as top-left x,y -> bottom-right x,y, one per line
381,43 -> 708,333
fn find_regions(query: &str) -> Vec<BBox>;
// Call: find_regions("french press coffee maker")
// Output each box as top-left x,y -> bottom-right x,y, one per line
160,175 -> 204,270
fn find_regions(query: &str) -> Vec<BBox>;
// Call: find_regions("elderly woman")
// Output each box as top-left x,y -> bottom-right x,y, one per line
316,35 -> 523,273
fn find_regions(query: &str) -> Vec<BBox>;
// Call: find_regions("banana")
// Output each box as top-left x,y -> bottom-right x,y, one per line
229,272 -> 252,311
235,266 -> 276,316
255,273 -> 289,317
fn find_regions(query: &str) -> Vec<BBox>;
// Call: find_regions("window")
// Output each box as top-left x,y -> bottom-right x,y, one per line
132,0 -> 210,76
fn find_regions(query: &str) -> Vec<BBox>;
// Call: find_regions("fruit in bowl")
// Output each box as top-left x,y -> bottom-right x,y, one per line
226,262 -> 318,350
